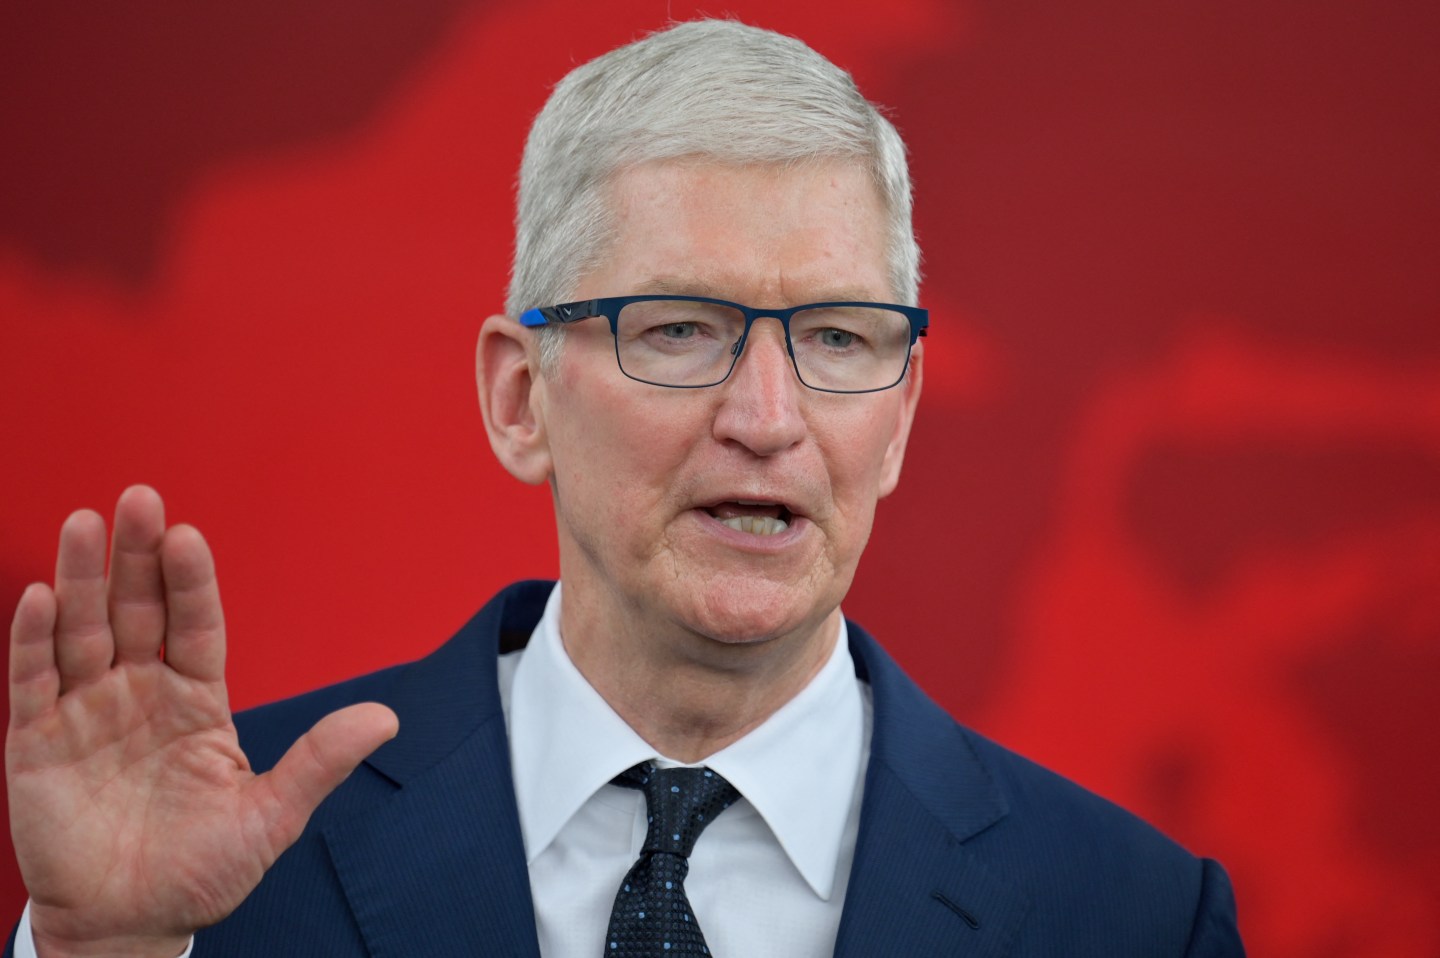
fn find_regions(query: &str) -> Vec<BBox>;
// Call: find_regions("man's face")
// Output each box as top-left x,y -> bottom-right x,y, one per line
533,159 -> 922,652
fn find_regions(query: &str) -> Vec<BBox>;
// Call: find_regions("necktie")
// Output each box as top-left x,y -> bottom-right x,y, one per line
604,762 -> 740,956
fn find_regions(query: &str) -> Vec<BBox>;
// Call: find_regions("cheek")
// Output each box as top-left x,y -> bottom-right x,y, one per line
819,409 -> 899,498
828,454 -> 885,523
557,393 -> 702,523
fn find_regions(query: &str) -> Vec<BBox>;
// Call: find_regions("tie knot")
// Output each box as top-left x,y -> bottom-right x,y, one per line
613,762 -> 740,858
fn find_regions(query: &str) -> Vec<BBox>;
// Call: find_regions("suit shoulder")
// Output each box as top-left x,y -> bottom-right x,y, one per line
949,726 -> 1243,950
851,619 -> 1204,872
956,722 -> 1216,896
971,725 -> 1190,846
232,661 -> 410,773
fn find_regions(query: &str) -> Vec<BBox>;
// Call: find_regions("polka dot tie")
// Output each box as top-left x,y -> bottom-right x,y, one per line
604,762 -> 740,956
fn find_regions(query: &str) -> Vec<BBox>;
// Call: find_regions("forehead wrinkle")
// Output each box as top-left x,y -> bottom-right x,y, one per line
632,275 -> 886,307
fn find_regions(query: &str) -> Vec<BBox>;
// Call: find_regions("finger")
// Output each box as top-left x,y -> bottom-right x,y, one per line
249,704 -> 399,858
108,485 -> 168,664
53,509 -> 114,692
9,584 -> 60,724
158,524 -> 226,684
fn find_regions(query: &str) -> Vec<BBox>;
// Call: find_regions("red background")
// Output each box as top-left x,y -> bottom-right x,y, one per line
2,1 -> 1437,953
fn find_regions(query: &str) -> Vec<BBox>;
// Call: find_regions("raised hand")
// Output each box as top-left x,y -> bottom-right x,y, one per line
7,486 -> 398,958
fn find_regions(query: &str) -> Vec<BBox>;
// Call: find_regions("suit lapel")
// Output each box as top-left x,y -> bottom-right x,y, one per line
321,582 -> 553,958
835,623 -> 1031,957
324,712 -> 539,957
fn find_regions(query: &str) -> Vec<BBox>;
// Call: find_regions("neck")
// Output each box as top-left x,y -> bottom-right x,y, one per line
559,591 -> 840,764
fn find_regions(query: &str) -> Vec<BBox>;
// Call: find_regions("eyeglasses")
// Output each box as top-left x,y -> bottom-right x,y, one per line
519,295 -> 927,393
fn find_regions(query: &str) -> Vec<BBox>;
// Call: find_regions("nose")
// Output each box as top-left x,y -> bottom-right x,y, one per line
711,318 -> 807,456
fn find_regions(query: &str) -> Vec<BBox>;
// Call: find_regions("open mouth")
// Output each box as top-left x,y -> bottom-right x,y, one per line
702,500 -> 795,537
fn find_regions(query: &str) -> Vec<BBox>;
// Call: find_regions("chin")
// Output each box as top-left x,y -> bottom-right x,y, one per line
680,576 -> 832,646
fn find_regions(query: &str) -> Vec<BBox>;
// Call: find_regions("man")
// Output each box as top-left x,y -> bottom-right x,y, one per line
6,20 -> 1243,957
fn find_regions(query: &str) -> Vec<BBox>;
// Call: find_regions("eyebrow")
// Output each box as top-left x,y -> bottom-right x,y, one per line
631,277 -> 886,303
633,277 -> 720,297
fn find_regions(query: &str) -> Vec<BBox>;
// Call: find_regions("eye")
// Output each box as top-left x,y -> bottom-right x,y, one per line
817,327 -> 859,349
658,322 -> 698,340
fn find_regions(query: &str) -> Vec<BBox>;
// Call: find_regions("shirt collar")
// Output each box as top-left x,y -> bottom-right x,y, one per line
504,582 -> 865,900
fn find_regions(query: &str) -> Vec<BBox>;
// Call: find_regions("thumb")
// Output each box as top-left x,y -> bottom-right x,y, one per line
248,703 -> 399,859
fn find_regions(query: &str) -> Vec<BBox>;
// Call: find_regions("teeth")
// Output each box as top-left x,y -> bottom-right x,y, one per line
720,515 -> 789,536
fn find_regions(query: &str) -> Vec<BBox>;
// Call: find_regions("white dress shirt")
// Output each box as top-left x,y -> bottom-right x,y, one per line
16,583 -> 870,958
505,583 -> 871,958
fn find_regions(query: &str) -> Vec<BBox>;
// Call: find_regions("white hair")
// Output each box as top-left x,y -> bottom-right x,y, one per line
506,19 -> 921,369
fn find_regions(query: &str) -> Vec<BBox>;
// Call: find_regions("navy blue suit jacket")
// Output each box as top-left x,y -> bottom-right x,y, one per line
10,580 -> 1244,956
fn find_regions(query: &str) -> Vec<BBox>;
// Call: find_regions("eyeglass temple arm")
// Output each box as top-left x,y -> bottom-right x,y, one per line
518,300 -> 606,327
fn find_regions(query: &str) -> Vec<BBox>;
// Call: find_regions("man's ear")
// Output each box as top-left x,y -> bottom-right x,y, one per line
877,341 -> 923,498
477,313 -> 552,485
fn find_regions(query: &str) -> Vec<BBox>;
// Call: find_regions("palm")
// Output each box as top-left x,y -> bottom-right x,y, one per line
7,487 -> 396,955
14,662 -> 252,934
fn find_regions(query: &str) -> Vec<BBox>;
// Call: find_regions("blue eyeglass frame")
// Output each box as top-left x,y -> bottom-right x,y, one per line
518,294 -> 929,393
